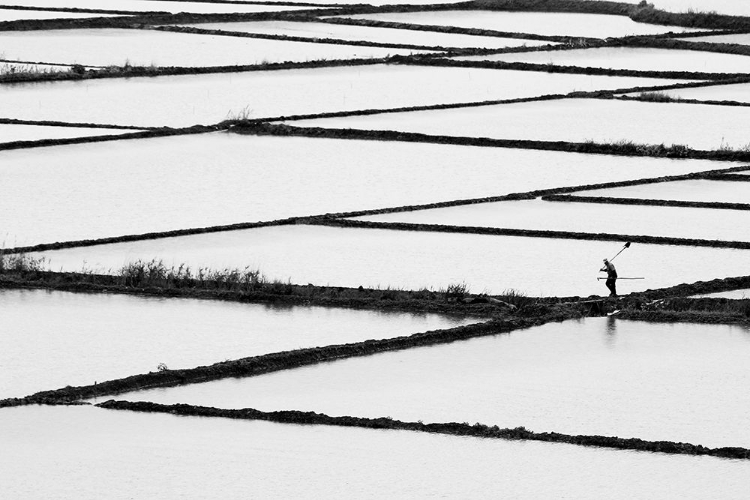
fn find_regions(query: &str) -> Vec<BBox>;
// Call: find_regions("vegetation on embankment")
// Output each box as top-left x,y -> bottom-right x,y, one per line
0,315 -> 575,407
98,400 -> 750,460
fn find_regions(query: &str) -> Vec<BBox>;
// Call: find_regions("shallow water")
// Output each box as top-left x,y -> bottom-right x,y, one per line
0,288 -> 472,398
0,133 -> 717,246
691,289 -> 750,299
289,98 -> 750,151
657,81 -> 750,104
0,123 -> 137,144
0,66 -> 682,127
356,198 -> 750,242
577,178 -> 750,204
459,46 -> 750,73
340,10 -> 702,38
114,318 -> 750,448
4,406 -> 748,499
32,225 -> 750,296
680,33 -> 750,45
0,28 -> 423,68
0,0 -> 307,14
179,20 -> 555,50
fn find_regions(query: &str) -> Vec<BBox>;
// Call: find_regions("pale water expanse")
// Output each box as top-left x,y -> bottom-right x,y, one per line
680,33 -> 750,45
340,11 -> 702,38
657,81 -> 750,103
4,406 -> 748,499
0,289 -> 473,398
0,29 -> 425,68
0,123 -> 139,144
112,318 -> 750,448
179,20 -> 555,50
355,198 -> 750,242
288,98 -> 750,150
458,46 -> 750,73
0,66 -> 681,127
576,178 -> 750,204
32,225 -> 750,296
0,0 -> 309,14
0,133 -> 718,246
692,289 -> 750,299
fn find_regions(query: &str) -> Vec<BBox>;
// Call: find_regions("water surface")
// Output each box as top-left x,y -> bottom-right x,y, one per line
691,289 -> 750,299
356,198 -> 750,242
0,133 -> 717,246
0,288 -> 472,398
289,98 -> 750,151
0,66 -> 683,127
0,28 -> 422,68
115,318 -> 750,448
32,225 -> 750,296
0,8 -> 114,21
459,46 -> 750,73
0,0 -> 307,13
657,81 -> 750,104
179,20 -> 555,49
4,406 -> 747,499
577,179 -> 750,204
339,11 -> 702,38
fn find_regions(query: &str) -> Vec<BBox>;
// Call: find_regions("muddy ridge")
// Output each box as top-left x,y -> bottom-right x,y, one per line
96,400 -> 750,460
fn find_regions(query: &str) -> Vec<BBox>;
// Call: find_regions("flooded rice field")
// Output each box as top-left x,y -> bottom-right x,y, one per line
355,198 -> 750,242
576,179 -> 750,204
0,28 -> 424,68
459,46 -> 750,73
289,98 -> 750,150
0,0 -> 309,14
0,67 -> 678,127
0,133 -> 715,246
32,225 -> 750,296
5,406 -> 748,500
339,11 -> 702,38
0,123 -> 138,144
113,317 -> 750,448
4,1 -> 750,494
692,289 -> 750,299
178,20 -> 554,50
656,81 -> 750,104
0,288 -> 471,398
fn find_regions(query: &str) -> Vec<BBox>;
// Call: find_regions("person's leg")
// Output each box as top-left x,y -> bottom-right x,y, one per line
606,278 -> 617,296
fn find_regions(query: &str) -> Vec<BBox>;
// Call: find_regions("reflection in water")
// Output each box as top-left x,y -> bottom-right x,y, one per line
604,315 -> 618,348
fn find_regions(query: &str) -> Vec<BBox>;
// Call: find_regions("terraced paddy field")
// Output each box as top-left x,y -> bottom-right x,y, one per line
0,134 -> 716,246
0,0 -> 309,14
459,46 -> 750,73
0,123 -> 140,145
177,20 -> 555,50
0,28 -> 425,68
354,198 -> 750,242
0,67 -> 678,127
287,98 -> 750,150
4,1 -> 750,496
30,225 -> 750,296
339,10 -> 702,38
6,406 -> 747,499
575,178 -> 750,204
0,288 -> 472,398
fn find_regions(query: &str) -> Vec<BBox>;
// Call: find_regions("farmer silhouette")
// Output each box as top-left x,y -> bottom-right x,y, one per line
600,258 -> 617,297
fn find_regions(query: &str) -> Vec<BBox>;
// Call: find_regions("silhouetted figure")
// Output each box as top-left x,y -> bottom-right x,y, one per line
600,258 -> 617,297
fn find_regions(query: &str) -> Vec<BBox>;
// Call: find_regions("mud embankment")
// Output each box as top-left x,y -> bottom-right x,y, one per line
0,317 -> 564,406
543,194 -> 750,212
313,218 -> 750,250
97,400 -> 750,460
233,121 -> 750,162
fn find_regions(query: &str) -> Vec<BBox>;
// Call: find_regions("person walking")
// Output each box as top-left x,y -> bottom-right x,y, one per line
600,258 -> 617,297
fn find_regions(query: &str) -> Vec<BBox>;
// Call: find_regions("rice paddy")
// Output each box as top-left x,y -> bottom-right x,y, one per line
4,0 -> 750,496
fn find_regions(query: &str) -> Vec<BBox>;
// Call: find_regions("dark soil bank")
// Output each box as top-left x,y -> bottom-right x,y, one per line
97,400 -> 750,460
